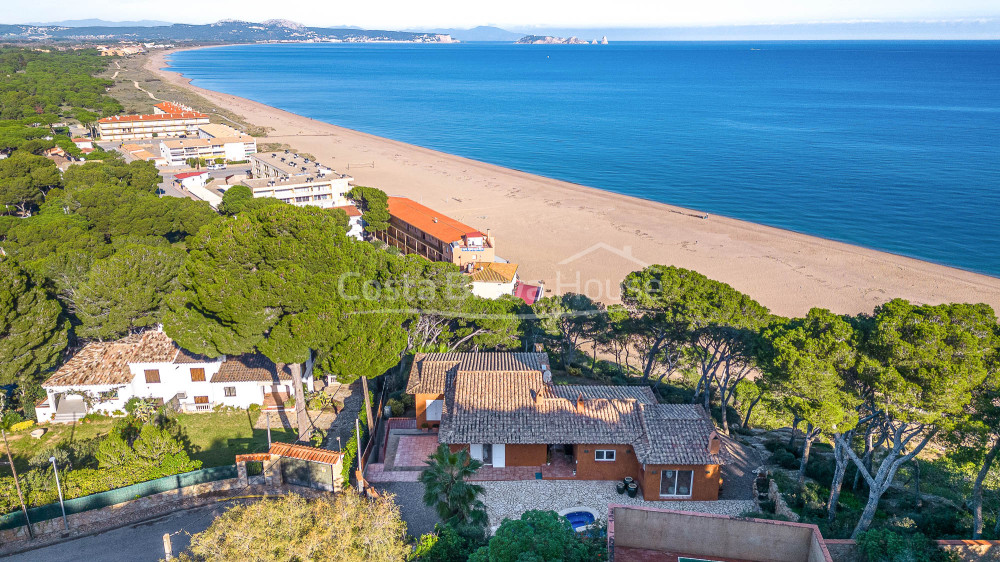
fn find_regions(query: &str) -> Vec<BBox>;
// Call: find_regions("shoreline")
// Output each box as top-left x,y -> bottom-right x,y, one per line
147,47 -> 1000,317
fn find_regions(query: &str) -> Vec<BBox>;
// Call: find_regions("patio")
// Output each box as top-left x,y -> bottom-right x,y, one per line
372,432 -> 577,482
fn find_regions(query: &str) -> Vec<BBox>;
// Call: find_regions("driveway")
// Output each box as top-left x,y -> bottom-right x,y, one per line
372,481 -> 441,538
4,502 -> 244,562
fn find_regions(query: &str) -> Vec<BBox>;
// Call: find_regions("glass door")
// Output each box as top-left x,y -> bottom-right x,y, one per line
482,444 -> 493,466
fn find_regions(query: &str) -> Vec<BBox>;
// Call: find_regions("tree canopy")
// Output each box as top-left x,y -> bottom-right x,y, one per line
178,493 -> 409,562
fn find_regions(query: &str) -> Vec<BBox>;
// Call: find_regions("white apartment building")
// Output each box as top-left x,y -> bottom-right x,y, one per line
159,136 -> 257,165
35,330 -> 315,423
98,111 -> 210,141
241,176 -> 352,209
243,151 -> 354,210
250,151 -> 334,179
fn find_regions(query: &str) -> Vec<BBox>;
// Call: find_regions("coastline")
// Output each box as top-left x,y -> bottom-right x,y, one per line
147,47 -> 1000,317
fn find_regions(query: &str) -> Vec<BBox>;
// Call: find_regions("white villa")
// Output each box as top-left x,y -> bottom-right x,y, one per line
467,261 -> 520,299
35,330 -> 315,423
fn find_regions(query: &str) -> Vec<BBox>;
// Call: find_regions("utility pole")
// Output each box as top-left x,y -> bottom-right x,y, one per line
2,428 -> 33,539
266,412 -> 272,448
50,456 -> 69,530
163,533 -> 173,559
355,418 -> 363,493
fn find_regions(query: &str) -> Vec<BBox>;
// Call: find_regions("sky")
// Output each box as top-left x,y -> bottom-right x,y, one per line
5,0 -> 1000,29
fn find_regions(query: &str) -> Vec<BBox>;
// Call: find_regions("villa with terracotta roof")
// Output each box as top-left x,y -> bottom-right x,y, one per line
380,197 -> 496,267
35,329 -> 315,423
466,261 -> 520,299
403,352 -> 724,501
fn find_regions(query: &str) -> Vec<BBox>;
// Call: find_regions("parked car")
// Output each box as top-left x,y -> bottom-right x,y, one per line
207,163 -> 226,170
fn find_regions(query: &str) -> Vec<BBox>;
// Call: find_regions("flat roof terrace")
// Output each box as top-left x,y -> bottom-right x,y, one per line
252,151 -> 335,177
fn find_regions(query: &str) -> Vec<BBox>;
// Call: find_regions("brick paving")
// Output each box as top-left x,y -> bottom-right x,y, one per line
393,434 -> 440,467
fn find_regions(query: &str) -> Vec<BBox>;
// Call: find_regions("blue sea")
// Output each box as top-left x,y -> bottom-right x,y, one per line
167,42 -> 1000,276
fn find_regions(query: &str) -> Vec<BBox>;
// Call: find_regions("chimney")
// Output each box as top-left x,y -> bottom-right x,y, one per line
576,393 -> 585,413
542,369 -> 552,384
531,389 -> 540,404
708,433 -> 721,456
534,343 -> 544,354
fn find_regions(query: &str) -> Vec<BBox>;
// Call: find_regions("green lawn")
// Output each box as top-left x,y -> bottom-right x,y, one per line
1,410 -> 297,476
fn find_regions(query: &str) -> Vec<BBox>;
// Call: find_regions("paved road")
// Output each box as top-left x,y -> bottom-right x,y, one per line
5,502 -> 238,562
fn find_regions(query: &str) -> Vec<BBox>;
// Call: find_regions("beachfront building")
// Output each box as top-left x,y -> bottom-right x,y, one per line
403,352 -> 724,501
98,110 -> 210,141
250,151 -> 334,179
242,152 -> 353,210
35,329 -> 315,423
159,136 -> 257,166
466,261 -> 519,299
241,176 -> 352,209
380,197 -> 495,268
197,123 -> 242,139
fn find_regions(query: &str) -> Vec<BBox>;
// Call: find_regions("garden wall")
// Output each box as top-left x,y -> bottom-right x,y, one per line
0,477 -> 240,546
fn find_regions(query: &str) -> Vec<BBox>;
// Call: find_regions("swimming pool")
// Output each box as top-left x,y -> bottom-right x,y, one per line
563,511 -> 596,530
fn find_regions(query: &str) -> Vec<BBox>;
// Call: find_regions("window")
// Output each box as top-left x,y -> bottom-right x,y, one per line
595,449 -> 616,462
224,386 -> 236,397
194,396 -> 209,404
425,399 -> 443,421
144,369 -> 160,384
98,389 -> 118,402
190,368 -> 206,382
660,469 -> 694,497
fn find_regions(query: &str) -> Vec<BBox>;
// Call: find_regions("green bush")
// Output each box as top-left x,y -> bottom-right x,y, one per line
401,393 -> 415,409
388,398 -> 404,417
771,449 -> 799,470
857,528 -> 959,562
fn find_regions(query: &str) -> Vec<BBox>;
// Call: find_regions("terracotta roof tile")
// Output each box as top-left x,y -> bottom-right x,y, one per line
99,111 -> 208,124
269,442 -> 342,465
468,262 -> 518,284
211,354 -> 294,383
406,352 -> 547,394
332,205 -> 362,217
418,352 -> 721,466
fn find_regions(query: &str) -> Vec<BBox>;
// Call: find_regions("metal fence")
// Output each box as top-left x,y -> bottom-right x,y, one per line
0,465 -> 237,531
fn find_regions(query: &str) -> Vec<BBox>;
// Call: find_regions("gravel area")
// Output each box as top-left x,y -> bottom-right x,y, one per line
479,480 -> 757,529
372,481 -> 441,538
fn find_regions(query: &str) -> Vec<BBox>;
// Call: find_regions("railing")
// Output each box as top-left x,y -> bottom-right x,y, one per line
0,465 -> 238,531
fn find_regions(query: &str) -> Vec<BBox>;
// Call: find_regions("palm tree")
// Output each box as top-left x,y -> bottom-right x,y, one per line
419,444 -> 488,527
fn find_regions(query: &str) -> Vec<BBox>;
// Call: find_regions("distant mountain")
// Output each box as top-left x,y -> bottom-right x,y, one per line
26,19 -> 173,27
424,26 -> 522,42
0,20 -> 456,43
511,19 -> 1000,41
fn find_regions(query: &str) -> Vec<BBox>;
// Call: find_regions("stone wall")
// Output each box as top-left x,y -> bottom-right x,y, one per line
769,478 -> 800,522
0,478 -> 240,546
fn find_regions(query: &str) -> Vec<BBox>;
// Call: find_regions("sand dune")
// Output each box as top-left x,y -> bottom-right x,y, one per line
148,49 -> 1000,317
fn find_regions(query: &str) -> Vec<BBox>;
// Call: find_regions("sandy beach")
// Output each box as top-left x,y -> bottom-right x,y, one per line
147,48 -> 1000,317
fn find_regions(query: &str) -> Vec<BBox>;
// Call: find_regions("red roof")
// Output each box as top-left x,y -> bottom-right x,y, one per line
174,171 -> 208,180
154,101 -> 191,113
72,137 -> 90,142
98,111 -> 208,124
514,283 -> 543,305
387,197 -> 482,244
332,205 -> 362,217
269,442 -> 342,465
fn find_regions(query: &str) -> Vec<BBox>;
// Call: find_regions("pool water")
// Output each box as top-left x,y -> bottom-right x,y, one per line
563,511 -> 596,530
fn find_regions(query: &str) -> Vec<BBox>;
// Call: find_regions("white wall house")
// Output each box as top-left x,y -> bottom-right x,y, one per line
466,262 -> 519,300
334,205 -> 365,240
35,330 -> 314,423
174,171 -> 210,191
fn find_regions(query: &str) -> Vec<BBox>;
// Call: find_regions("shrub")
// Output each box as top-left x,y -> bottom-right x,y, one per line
10,419 -> 35,432
341,391 -> 373,483
248,403 -> 261,416
401,393 -> 415,409
771,449 -> 798,470
856,528 -> 959,562
388,398 -> 404,417
310,429 -> 326,447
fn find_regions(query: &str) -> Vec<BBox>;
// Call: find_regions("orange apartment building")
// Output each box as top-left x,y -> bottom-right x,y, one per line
405,352 -> 724,502
379,197 -> 495,267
